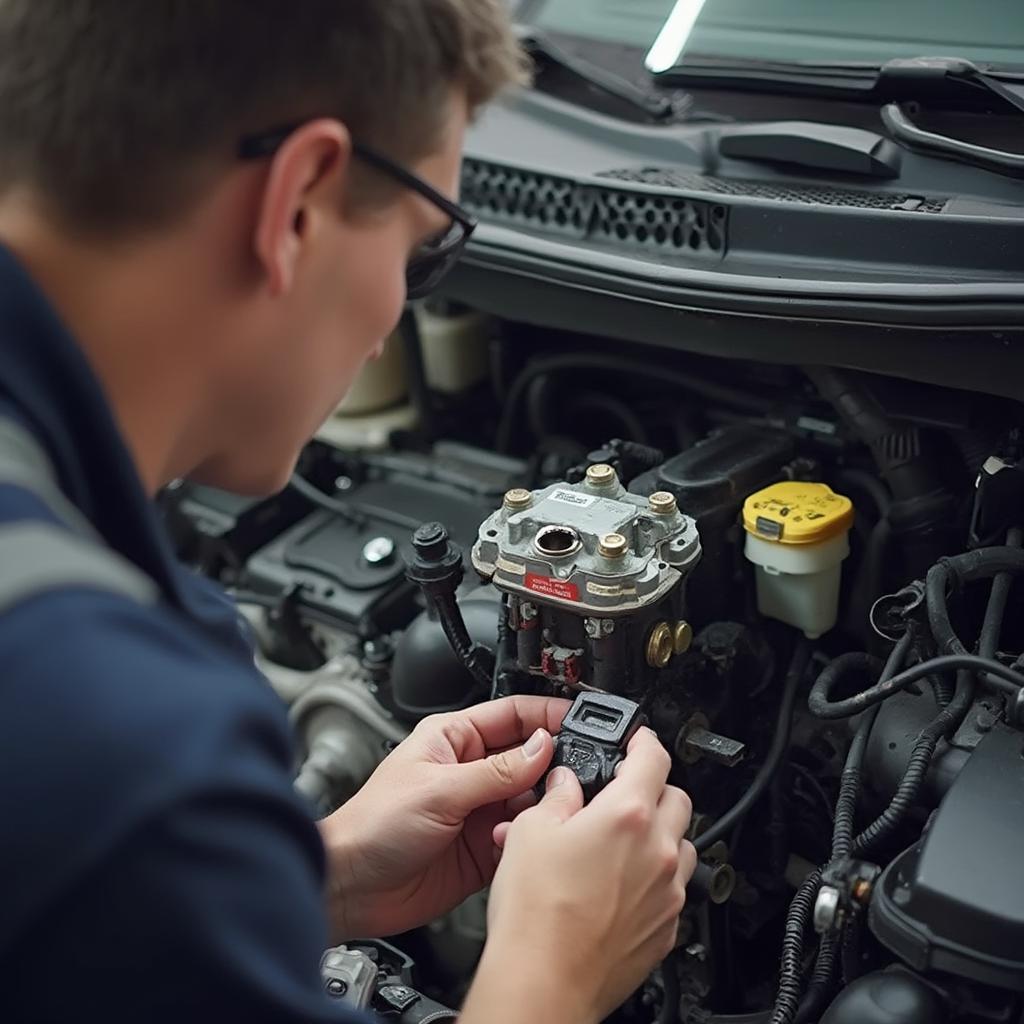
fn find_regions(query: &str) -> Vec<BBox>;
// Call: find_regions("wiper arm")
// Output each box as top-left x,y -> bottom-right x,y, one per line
659,55 -> 1024,180
517,28 -> 685,123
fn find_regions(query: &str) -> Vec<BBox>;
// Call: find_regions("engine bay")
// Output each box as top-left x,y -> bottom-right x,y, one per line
165,302 -> 1024,1023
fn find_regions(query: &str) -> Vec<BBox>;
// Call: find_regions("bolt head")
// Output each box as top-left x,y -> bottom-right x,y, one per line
503,488 -> 533,511
598,532 -> 628,559
362,536 -> 396,566
649,491 -> 678,515
413,522 -> 448,561
586,463 -> 617,487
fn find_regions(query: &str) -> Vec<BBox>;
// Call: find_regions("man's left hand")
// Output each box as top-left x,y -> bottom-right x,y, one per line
319,695 -> 569,940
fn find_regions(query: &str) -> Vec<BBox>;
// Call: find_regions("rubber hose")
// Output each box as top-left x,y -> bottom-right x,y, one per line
496,354 -> 771,453
807,653 -> 884,720
810,651 -> 1024,718
977,528 -> 1023,691
491,595 -> 514,700
433,592 -> 495,692
834,469 -> 892,518
853,669 -> 974,857
926,546 -> 1024,660
695,640 -> 812,854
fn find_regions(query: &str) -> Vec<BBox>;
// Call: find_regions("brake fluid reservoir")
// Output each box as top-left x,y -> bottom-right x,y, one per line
743,481 -> 854,639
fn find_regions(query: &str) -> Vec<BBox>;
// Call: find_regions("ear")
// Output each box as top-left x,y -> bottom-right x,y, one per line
253,119 -> 353,297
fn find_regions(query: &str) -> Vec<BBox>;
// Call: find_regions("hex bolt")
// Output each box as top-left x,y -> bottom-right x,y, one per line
362,536 -> 396,566
503,488 -> 533,511
586,463 -> 617,487
598,532 -> 628,559
646,622 -> 674,669
649,491 -> 678,515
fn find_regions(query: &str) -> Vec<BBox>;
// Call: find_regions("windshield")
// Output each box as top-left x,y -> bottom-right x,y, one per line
519,1 -> 1024,71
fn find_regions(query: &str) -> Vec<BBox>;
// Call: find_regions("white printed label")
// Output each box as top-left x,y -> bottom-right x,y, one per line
549,490 -> 598,509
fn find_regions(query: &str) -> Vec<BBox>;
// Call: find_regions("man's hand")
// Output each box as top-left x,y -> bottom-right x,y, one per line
319,695 -> 569,940
462,728 -> 696,1024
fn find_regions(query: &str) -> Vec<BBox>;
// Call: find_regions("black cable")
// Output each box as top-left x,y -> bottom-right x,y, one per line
769,868 -> 822,1024
977,527 -> 1023,691
853,669 -> 974,857
789,635 -> 909,1024
926,545 -> 1024,662
809,651 -> 1024,719
495,354 -> 772,453
289,473 -> 367,527
695,640 -> 812,855
491,594 -> 514,700
657,957 -> 681,1024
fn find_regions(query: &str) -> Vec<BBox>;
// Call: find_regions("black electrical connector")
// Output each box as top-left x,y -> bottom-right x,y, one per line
538,691 -> 645,803
404,522 -> 495,692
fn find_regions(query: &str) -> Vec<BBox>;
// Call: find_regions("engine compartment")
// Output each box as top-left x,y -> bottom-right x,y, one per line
165,302 -> 1024,1023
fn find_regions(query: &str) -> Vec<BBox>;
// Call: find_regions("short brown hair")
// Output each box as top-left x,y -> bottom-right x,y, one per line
0,0 -> 526,234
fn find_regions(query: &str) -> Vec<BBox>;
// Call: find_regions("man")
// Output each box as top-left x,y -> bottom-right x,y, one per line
0,2 -> 696,1022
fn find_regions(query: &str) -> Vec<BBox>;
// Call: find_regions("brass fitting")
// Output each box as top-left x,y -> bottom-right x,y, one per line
649,491 -> 678,515
586,464 -> 617,487
646,622 -> 674,669
503,488 -> 533,511
673,621 -> 694,655
598,533 -> 628,559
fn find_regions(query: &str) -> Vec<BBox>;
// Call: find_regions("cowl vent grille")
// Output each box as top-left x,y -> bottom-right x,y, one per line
599,167 -> 949,214
461,159 -> 727,257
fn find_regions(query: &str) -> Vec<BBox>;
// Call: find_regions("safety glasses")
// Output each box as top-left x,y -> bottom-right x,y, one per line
238,127 -> 477,301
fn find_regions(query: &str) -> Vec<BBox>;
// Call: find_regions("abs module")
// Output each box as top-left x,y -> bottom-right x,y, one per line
471,464 -> 701,697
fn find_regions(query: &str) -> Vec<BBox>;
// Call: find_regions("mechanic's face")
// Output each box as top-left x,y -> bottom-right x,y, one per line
194,95 -> 469,496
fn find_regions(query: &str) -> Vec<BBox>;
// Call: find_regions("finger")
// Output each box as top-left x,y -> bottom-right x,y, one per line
493,820 -> 511,850
680,839 -> 698,883
445,727 -> 554,815
532,766 -> 585,824
592,728 -> 671,810
436,696 -> 572,761
506,789 -> 538,818
656,786 -> 693,844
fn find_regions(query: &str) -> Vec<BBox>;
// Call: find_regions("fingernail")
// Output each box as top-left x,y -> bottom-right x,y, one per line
548,767 -> 574,789
524,728 -> 546,758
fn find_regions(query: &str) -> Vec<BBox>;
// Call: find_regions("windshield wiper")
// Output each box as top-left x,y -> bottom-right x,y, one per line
516,28 -> 688,123
654,54 -> 1024,107
657,56 -> 1024,179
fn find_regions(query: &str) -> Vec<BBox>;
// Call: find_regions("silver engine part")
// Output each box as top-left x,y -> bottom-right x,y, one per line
472,465 -> 702,696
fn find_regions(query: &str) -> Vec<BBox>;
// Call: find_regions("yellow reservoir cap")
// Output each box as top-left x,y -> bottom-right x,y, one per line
743,481 -> 854,546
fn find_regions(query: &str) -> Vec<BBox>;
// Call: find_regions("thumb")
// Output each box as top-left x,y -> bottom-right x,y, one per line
534,766 -> 585,823
452,728 -> 554,812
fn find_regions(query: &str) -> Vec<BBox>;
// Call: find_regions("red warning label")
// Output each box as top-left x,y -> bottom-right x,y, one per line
525,573 -> 580,602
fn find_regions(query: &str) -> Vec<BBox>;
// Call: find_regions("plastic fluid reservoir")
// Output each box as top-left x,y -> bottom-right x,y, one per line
743,481 -> 854,639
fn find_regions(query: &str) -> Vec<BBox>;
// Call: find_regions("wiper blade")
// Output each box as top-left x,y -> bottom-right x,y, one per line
517,28 -> 685,123
655,54 -> 1024,110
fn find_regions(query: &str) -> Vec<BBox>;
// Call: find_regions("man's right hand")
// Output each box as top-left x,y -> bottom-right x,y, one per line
461,727 -> 697,1024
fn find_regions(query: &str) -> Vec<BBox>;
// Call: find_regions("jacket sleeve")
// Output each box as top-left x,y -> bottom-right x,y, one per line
0,590 -> 369,1023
